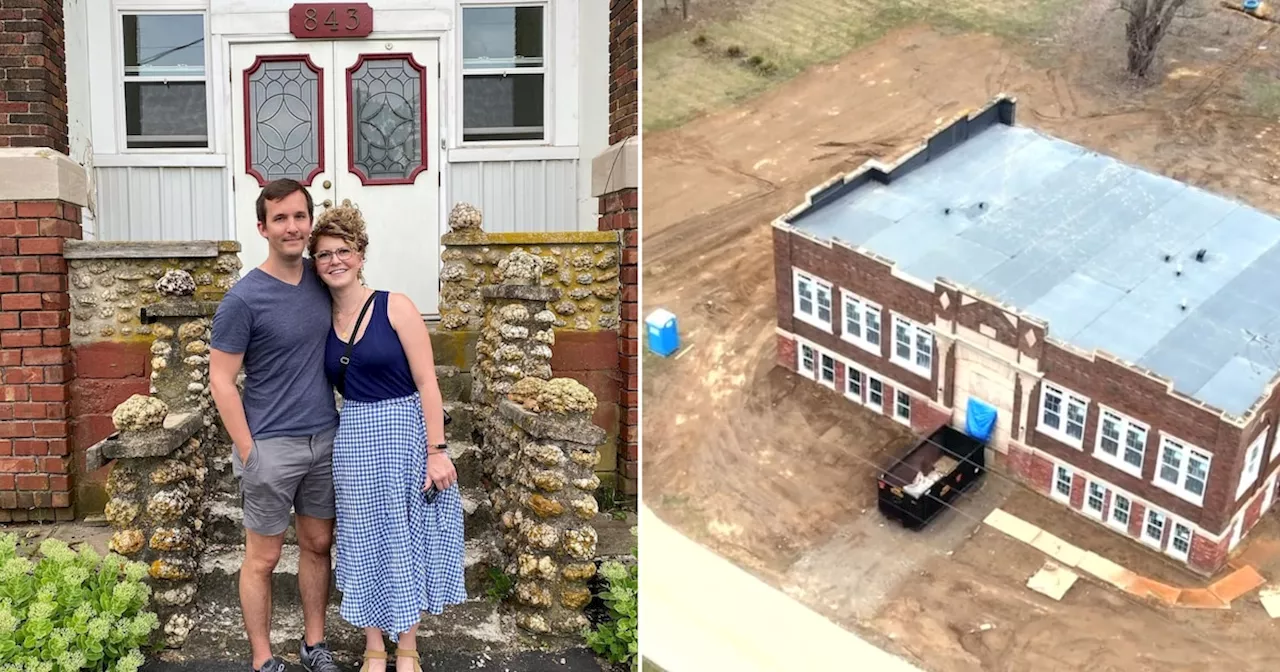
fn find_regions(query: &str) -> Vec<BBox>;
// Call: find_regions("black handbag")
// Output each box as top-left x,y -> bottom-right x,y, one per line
335,291 -> 451,426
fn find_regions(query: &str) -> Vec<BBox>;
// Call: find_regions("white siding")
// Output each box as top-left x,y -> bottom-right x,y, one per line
94,167 -> 229,241
449,159 -> 581,232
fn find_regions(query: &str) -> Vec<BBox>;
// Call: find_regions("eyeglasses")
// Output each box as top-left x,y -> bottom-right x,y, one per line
314,247 -> 355,264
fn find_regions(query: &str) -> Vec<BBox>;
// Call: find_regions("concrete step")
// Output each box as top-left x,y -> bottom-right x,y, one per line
435,365 -> 470,403
200,527 -> 504,605
442,400 -> 475,444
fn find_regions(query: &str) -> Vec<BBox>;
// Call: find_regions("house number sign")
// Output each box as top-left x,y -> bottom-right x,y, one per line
289,3 -> 373,39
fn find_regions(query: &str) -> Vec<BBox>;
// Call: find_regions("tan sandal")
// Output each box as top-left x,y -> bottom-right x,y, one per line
395,648 -> 422,672
360,649 -> 387,672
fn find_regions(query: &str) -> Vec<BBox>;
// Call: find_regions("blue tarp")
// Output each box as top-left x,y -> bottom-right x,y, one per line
966,397 -> 998,442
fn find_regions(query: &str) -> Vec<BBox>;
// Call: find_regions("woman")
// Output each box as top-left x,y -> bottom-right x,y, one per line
308,204 -> 466,672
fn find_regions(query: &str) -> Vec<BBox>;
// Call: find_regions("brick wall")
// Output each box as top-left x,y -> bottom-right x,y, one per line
0,0 -> 68,153
0,198 -> 79,521
600,189 -> 638,494
607,0 -> 637,145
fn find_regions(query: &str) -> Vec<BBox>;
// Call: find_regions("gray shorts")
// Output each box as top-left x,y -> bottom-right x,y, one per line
231,426 -> 336,536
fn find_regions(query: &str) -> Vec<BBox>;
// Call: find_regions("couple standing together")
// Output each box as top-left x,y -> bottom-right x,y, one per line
209,178 -> 466,672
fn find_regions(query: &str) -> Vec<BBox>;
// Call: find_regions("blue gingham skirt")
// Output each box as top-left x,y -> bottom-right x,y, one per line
333,392 -> 467,634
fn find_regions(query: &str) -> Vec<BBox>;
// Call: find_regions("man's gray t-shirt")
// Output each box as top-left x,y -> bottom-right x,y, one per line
211,259 -> 337,440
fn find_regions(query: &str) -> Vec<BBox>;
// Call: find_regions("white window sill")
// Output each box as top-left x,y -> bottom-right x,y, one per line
1092,449 -> 1144,479
1083,505 -> 1105,521
1036,424 -> 1084,450
890,355 -> 931,380
818,376 -> 837,391
794,312 -> 833,334
1140,534 -> 1164,550
1107,516 -> 1131,534
865,397 -> 884,414
842,334 -> 882,357
1050,489 -> 1071,504
1151,478 -> 1205,508
892,412 -> 911,427
447,145 -> 579,163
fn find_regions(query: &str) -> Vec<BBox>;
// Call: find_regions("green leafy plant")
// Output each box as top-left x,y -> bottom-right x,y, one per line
584,528 -> 638,671
0,533 -> 159,672
485,566 -> 515,603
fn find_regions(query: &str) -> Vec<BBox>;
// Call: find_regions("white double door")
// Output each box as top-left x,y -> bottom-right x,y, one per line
230,39 -> 441,315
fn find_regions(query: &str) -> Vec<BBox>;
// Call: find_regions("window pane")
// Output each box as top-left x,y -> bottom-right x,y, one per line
845,301 -> 862,338
123,14 -> 205,77
124,82 -> 207,149
246,58 -> 320,182
866,311 -> 881,344
462,6 -> 544,69
463,73 -> 545,141
350,57 -> 425,182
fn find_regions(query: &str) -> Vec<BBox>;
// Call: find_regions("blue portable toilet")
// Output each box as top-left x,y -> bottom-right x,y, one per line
645,308 -> 679,357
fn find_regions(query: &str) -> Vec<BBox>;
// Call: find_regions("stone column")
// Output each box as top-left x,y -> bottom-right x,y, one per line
90,270 -> 220,649
494,380 -> 604,636
472,251 -> 559,412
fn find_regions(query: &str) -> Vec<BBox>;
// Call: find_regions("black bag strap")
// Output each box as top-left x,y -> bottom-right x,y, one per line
337,291 -> 377,396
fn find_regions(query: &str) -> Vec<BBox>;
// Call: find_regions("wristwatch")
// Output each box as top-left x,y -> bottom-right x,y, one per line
428,443 -> 448,455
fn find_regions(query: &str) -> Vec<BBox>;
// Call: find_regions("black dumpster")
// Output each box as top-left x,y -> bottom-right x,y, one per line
877,424 -> 987,530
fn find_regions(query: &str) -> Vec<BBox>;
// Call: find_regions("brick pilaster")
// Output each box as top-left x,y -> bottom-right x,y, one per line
608,0 -> 637,145
0,198 -> 79,521
600,189 -> 637,495
0,0 -> 69,153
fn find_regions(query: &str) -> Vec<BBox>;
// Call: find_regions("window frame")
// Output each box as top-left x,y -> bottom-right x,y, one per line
114,8 -> 214,154
840,289 -> 882,355
1165,517 -> 1193,562
798,342 -> 816,379
1051,464 -> 1073,504
1107,492 -> 1132,533
792,269 -> 833,332
893,389 -> 911,426
889,313 -> 933,379
866,374 -> 885,414
1236,430 -> 1268,501
1084,480 -> 1106,520
1092,406 -> 1147,478
1153,434 -> 1211,507
818,351 -> 836,390
458,0 -> 553,146
1141,508 -> 1166,549
1036,382 -> 1089,449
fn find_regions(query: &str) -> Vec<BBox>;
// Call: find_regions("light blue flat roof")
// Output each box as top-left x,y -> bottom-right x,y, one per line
789,123 -> 1280,416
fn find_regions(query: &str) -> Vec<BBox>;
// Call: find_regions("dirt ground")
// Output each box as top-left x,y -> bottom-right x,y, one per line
643,2 -> 1280,669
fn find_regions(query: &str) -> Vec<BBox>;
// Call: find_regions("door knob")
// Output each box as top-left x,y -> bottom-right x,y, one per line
323,199 -> 333,207
323,179 -> 332,189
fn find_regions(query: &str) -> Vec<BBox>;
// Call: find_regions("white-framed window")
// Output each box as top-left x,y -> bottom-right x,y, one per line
1272,426 -> 1280,463
894,390 -> 911,425
845,365 -> 863,400
1052,464 -> 1073,503
840,290 -> 882,355
793,270 -> 833,330
1142,508 -> 1166,548
890,314 -> 933,378
1167,519 -> 1192,562
460,3 -> 549,143
798,343 -> 816,378
1108,492 -> 1132,533
867,375 -> 885,412
117,11 -> 211,150
1093,407 -> 1147,477
1037,382 -> 1088,448
1085,481 -> 1106,519
1236,431 -> 1267,500
819,353 -> 836,389
1154,435 -> 1210,506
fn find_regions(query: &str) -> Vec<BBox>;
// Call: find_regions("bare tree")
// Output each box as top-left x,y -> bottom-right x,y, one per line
1119,0 -> 1194,80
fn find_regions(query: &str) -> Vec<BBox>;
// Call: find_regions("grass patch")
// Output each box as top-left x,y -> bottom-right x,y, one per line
1243,70 -> 1280,117
643,0 -> 1065,132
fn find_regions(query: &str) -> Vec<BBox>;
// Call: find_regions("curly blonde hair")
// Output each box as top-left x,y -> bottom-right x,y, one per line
309,201 -> 370,282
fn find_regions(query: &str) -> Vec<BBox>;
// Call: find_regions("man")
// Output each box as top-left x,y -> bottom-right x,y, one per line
210,178 -> 341,672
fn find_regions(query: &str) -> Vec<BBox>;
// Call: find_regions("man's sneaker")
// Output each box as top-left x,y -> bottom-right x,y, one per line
254,657 -> 286,672
300,639 -> 341,672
